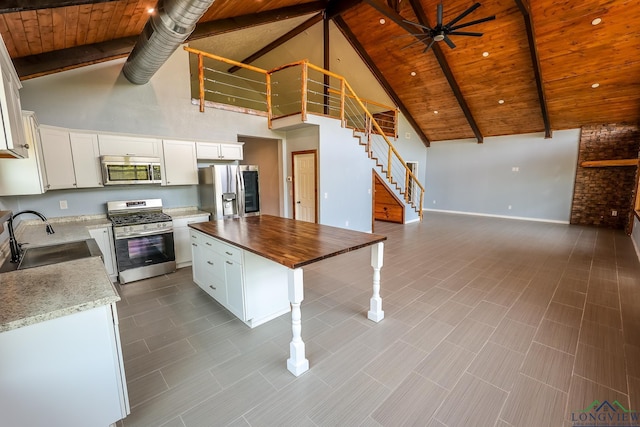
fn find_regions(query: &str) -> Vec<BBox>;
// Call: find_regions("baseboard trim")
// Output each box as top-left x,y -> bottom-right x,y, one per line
423,208 -> 570,224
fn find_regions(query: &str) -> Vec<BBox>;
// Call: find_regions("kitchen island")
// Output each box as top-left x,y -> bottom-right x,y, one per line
189,214 -> 387,376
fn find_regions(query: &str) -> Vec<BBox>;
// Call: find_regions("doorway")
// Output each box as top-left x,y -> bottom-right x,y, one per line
292,150 -> 317,223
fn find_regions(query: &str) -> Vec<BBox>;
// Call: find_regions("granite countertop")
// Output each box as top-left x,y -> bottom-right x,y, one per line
164,207 -> 210,219
0,256 -> 119,332
16,217 -> 112,250
0,215 -> 117,333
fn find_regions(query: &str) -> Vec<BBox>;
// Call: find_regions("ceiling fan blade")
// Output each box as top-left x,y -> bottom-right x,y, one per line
403,19 -> 433,32
437,2 -> 443,26
443,35 -> 456,49
450,15 -> 496,31
423,38 -> 436,53
444,2 -> 480,28
401,36 -> 432,50
448,31 -> 483,36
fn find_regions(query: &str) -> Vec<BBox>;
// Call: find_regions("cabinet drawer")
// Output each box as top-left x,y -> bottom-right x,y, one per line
212,240 -> 243,264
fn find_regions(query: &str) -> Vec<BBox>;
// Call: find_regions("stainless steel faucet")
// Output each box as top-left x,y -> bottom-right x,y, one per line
8,210 -> 55,263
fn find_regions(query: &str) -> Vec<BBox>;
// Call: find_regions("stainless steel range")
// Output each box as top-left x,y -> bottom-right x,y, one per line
107,199 -> 175,284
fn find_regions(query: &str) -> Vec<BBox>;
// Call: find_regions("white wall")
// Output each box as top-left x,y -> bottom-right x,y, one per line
313,116 -> 374,232
425,129 -> 581,223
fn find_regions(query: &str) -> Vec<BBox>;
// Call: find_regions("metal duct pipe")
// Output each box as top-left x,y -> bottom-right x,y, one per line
123,0 -> 215,85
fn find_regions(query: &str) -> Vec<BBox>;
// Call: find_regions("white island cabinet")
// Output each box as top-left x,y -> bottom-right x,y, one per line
190,228 -> 290,327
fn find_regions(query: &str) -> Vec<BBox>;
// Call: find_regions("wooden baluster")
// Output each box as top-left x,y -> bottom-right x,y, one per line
301,62 -> 308,121
198,54 -> 205,113
266,73 -> 272,129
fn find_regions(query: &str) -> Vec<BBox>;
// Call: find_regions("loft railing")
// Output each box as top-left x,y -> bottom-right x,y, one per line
184,47 -> 424,220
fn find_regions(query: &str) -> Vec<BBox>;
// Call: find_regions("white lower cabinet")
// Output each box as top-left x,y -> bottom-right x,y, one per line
0,303 -> 129,427
190,229 -> 290,327
173,214 -> 209,268
89,226 -> 118,281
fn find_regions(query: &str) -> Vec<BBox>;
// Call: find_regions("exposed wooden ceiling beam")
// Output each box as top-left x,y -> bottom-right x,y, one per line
12,2 -> 329,79
0,0 -> 116,13
190,1 -> 328,40
325,0 -> 363,19
514,0 -> 551,138
333,15 -> 430,147
406,0 -> 484,143
13,36 -> 137,79
227,13 -> 323,73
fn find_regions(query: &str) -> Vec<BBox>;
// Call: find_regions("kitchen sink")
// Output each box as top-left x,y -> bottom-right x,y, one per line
0,239 -> 102,272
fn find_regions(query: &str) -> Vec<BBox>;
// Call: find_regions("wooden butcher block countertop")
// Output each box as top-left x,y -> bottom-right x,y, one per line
188,215 -> 387,269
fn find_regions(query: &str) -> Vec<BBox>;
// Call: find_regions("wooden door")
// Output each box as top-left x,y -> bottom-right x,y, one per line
292,150 -> 317,223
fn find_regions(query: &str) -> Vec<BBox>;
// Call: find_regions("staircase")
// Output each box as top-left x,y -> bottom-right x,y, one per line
184,47 -> 424,221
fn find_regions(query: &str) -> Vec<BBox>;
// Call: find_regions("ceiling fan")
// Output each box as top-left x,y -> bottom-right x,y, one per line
402,2 -> 496,53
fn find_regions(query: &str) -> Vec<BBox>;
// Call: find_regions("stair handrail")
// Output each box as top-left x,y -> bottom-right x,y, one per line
184,47 -> 424,220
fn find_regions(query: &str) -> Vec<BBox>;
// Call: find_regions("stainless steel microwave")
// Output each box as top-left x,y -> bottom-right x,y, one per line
100,155 -> 162,185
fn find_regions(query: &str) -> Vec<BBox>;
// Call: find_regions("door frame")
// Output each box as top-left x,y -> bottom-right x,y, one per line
291,150 -> 318,223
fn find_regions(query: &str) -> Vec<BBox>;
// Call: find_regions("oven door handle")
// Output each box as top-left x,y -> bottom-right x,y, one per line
115,228 -> 173,239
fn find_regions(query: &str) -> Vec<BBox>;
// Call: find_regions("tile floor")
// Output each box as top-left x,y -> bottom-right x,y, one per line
114,213 -> 640,427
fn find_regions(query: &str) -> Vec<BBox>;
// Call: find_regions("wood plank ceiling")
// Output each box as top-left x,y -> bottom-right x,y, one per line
0,0 -> 638,144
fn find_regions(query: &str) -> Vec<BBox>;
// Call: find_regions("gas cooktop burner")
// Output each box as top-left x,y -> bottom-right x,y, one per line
109,212 -> 172,227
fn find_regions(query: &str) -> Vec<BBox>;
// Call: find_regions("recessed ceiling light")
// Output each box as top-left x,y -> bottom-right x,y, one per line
147,7 -> 154,13
434,110 -> 439,114
591,17 -> 602,25
380,18 -> 386,24
592,83 -> 600,88
498,99 -> 505,104
482,51 -> 489,57
410,71 -> 416,76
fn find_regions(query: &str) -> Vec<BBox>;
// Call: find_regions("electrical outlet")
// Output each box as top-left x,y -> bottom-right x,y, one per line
433,200 -> 436,204
324,192 -> 328,199
611,210 -> 618,217
345,220 -> 349,227
59,200 -> 68,210
508,205 -> 512,210
511,166 -> 519,172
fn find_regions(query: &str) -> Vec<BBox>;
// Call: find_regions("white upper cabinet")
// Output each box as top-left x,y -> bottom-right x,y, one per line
196,142 -> 243,160
0,111 -> 48,196
0,36 -> 27,159
162,139 -> 198,186
98,134 -> 161,157
40,126 -> 103,190
70,132 -> 103,187
39,126 -> 76,190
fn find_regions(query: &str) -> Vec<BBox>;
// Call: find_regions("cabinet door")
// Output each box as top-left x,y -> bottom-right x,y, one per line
224,258 -> 245,320
195,142 -> 220,159
0,67 -> 27,158
88,227 -> 117,280
98,134 -> 160,157
0,112 -> 47,196
220,143 -> 243,160
70,132 -> 103,188
191,237 -> 227,304
174,215 -> 209,268
40,127 -> 77,189
162,140 -> 197,186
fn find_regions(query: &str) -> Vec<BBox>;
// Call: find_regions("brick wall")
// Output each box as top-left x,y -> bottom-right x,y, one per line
570,124 -> 640,231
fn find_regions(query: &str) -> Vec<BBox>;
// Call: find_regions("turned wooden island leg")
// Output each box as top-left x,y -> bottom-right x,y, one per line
287,268 -> 309,376
368,242 -> 385,322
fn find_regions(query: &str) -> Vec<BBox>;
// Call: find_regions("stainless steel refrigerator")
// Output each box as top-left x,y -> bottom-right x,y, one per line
198,164 -> 260,220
